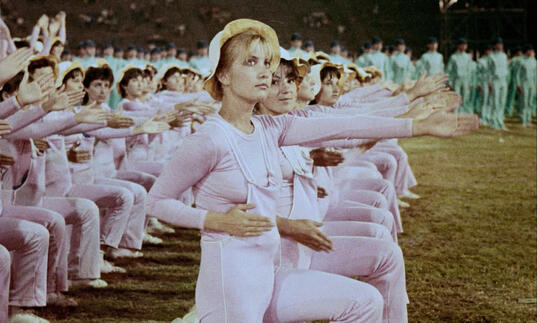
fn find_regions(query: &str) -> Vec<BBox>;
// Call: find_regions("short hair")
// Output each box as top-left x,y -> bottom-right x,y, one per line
119,68 -> 143,97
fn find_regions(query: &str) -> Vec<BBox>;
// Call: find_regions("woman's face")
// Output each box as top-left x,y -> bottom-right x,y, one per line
219,41 -> 272,104
166,72 -> 185,92
297,73 -> 315,102
125,75 -> 143,98
316,74 -> 340,106
65,73 -> 84,92
260,64 -> 297,115
141,76 -> 152,95
86,79 -> 111,104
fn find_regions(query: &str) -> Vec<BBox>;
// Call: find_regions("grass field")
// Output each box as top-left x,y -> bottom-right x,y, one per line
37,119 -> 536,322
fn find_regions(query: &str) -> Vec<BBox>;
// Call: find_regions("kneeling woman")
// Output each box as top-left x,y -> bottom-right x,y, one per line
147,19 -> 478,322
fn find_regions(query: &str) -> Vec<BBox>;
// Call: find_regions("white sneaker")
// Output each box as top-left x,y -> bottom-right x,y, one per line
8,313 -> 49,323
397,199 -> 410,208
46,292 -> 78,307
100,259 -> 127,274
108,248 -> 143,259
147,217 -> 175,234
69,278 -> 108,288
399,190 -> 421,200
143,233 -> 163,245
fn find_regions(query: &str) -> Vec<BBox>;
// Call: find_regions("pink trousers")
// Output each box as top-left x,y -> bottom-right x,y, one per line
325,201 -> 397,242
371,141 -> 417,195
309,234 -> 408,322
2,204 -> 66,294
197,237 -> 383,323
94,177 -> 147,250
0,216 -> 48,307
337,178 -> 402,233
67,184 -> 134,249
0,244 -> 10,322
42,197 -> 101,280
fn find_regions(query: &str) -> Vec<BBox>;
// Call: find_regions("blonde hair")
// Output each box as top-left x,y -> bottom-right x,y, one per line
212,30 -> 275,100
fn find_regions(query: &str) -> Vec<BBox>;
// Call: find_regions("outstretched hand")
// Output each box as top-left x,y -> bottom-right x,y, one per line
42,86 -> 85,112
407,72 -> 449,101
133,118 -> 171,135
0,48 -> 33,86
413,110 -> 480,138
16,71 -> 55,107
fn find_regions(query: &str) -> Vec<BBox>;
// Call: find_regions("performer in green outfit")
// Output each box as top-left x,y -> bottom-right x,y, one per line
505,46 -> 523,117
389,39 -> 413,84
416,37 -> 444,76
488,37 -> 509,129
516,45 -> 537,126
475,45 -> 493,124
446,38 -> 472,113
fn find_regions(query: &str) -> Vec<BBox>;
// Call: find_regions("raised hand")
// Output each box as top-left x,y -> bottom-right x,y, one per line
152,110 -> 176,123
407,72 -> 449,101
309,148 -> 344,167
0,120 -> 12,136
48,18 -> 61,37
424,91 -> 462,111
412,110 -> 480,138
16,71 -> 55,107
0,48 -> 33,86
107,108 -> 135,128
36,15 -> 49,31
74,105 -> 109,124
133,118 -> 171,134
277,218 -> 333,252
42,86 -> 85,112
204,204 -> 274,237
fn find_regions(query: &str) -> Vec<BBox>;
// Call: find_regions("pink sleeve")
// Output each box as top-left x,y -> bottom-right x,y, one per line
59,25 -> 66,43
5,105 -> 47,132
147,132 -> 218,229
0,97 -> 21,119
60,122 -> 106,135
86,127 -> 134,139
39,34 -> 52,56
259,114 -> 413,147
28,26 -> 40,51
300,137 -> 374,149
362,88 -> 393,102
5,113 -> 77,140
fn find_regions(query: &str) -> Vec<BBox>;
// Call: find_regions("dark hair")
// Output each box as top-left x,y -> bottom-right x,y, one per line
320,66 -> 341,82
63,68 -> 83,85
158,67 -> 182,92
82,65 -> 114,104
0,72 -> 24,101
119,68 -> 143,97
28,57 -> 57,80
145,65 -> 158,77
278,59 -> 300,82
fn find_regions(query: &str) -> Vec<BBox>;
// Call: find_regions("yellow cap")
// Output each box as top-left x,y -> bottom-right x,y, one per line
203,19 -> 280,100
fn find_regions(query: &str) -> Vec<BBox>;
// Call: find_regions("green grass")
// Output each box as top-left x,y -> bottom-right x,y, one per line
37,119 -> 536,322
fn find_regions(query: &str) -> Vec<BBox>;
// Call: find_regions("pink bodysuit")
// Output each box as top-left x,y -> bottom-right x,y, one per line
148,112 -> 413,322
